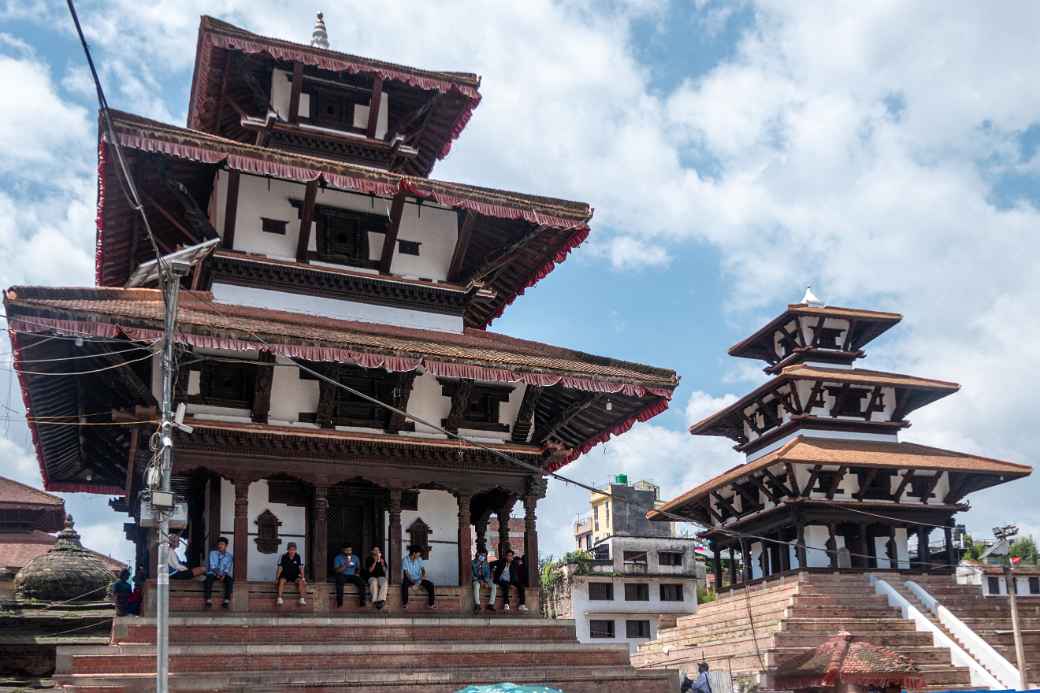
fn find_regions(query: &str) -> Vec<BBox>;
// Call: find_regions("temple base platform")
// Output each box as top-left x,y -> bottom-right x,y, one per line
53,613 -> 677,692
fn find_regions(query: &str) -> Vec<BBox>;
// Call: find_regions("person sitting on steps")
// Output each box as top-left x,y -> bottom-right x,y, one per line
471,550 -> 492,613
203,537 -> 233,609
491,549 -> 527,612
167,532 -> 205,581
333,543 -> 366,608
366,546 -> 388,609
401,545 -> 435,610
275,542 -> 307,606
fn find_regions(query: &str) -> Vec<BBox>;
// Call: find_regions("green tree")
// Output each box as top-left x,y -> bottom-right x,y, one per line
1010,535 -> 1039,565
961,534 -> 985,561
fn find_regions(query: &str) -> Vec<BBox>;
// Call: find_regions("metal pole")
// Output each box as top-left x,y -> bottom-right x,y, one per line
1004,563 -> 1028,690
156,262 -> 188,693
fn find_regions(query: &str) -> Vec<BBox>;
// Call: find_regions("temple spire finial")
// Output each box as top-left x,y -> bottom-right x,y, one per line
800,286 -> 823,307
311,12 -> 330,49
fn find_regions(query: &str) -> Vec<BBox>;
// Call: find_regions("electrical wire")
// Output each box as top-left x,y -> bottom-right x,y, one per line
2,343 -> 154,365
4,349 -> 155,376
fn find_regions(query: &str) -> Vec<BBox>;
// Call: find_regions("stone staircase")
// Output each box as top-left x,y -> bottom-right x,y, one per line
909,574 -> 1040,686
52,614 -> 679,692
631,572 -> 980,691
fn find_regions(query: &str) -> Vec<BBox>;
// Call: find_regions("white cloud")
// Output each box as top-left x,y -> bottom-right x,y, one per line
589,235 -> 671,270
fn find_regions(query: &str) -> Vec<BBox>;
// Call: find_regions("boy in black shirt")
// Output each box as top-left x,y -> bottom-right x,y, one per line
275,542 -> 307,606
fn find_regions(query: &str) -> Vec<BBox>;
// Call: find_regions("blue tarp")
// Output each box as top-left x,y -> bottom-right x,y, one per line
455,685 -> 565,693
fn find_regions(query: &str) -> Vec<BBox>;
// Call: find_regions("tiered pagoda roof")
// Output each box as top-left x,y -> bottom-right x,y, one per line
95,110 -> 592,328
5,286 -> 676,493
187,16 -> 481,176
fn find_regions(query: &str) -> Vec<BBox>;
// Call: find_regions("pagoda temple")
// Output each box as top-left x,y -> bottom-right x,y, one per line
648,294 -> 1031,585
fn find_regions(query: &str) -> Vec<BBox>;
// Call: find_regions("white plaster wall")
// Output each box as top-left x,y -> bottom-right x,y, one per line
750,541 -> 763,579
804,525 -> 833,568
894,528 -> 910,569
211,282 -> 465,333
224,174 -> 457,281
394,489 -> 460,586
270,68 -> 312,120
402,371 -> 451,438
218,478 -> 307,581
268,355 -> 320,426
746,428 -> 900,462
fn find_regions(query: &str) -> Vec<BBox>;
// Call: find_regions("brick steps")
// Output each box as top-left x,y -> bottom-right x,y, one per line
63,641 -> 633,676
58,614 -> 676,692
634,571 -> 988,691
59,664 -> 678,693
115,615 -> 576,645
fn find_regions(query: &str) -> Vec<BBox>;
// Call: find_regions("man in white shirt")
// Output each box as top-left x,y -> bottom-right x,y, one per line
167,533 -> 205,580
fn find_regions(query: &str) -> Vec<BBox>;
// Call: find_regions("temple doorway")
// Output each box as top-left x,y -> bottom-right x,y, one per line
324,482 -> 385,578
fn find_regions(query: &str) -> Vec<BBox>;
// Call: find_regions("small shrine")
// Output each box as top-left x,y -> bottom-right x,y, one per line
650,292 -> 1031,585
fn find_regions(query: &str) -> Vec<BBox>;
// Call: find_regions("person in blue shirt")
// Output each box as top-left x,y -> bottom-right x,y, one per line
112,568 -> 133,616
333,543 -> 366,608
400,545 -> 435,609
203,536 -> 234,608
471,551 -> 492,613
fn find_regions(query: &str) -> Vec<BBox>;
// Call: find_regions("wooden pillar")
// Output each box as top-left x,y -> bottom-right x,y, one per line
475,512 -> 489,556
780,534 -> 792,573
523,495 -> 540,588
728,546 -> 738,586
826,522 -> 838,569
712,544 -> 723,591
917,526 -> 931,571
497,499 -> 515,558
859,522 -> 871,570
865,524 -> 877,568
388,488 -> 403,585
221,171 -> 240,249
944,524 -> 955,568
885,525 -> 897,567
311,485 -> 329,582
232,479 -> 250,581
457,492 -> 473,587
742,544 -> 753,582
795,517 -> 808,568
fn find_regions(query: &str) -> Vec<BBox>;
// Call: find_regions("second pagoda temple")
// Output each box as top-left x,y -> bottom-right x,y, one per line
649,293 -> 1031,586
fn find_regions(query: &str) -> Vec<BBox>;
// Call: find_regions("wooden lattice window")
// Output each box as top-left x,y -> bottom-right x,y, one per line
825,385 -> 872,417
254,509 -> 282,554
190,361 -> 256,409
858,470 -> 895,500
439,380 -> 513,432
407,517 -> 431,560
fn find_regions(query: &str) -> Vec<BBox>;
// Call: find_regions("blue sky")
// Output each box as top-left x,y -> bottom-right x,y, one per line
1,1 -> 1040,563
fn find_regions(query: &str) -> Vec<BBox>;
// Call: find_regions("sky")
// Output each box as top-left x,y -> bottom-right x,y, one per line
1,0 -> 1039,565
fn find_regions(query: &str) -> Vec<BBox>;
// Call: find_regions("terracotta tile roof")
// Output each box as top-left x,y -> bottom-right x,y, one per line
648,436 -> 1030,520
5,286 -> 677,389
728,303 -> 902,360
0,476 -> 63,508
689,364 -> 958,436
773,631 -> 924,690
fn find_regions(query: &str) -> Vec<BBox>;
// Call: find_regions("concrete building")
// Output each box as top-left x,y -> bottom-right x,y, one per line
550,476 -> 704,652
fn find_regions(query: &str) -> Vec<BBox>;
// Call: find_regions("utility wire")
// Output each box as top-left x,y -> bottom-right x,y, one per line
3,349 -> 155,376
66,0 -> 165,278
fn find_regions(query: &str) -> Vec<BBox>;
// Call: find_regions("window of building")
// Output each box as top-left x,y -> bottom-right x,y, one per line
299,364 -> 406,429
1030,577 -> 1040,595
439,381 -> 513,431
658,551 -> 683,567
291,201 -> 385,269
189,361 -> 256,409
814,471 -> 846,496
624,583 -> 650,601
589,620 -> 615,639
987,576 -> 1001,594
397,239 -> 421,256
660,584 -> 684,601
592,544 -> 609,561
261,217 -> 288,235
623,551 -> 648,573
909,475 -> 937,500
588,582 -> 614,600
736,482 -> 763,512
824,385 -> 871,417
857,470 -> 896,500
307,87 -> 369,132
625,620 -> 651,639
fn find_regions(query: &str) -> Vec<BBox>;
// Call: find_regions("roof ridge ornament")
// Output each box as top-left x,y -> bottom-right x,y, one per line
800,286 -> 823,307
311,12 -> 330,49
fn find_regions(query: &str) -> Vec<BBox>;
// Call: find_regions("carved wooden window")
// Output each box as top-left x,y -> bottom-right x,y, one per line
825,385 -> 872,417
406,517 -> 431,560
813,326 -> 844,348
439,380 -> 513,432
261,217 -> 287,235
308,87 -> 368,132
300,365 -> 410,430
254,509 -> 282,554
909,475 -> 936,500
814,471 -> 845,496
736,481 -> 764,512
189,361 -> 256,409
397,239 -> 421,256
858,470 -> 895,500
